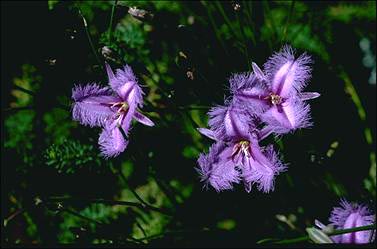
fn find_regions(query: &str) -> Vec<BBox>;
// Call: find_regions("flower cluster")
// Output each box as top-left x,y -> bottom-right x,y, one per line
316,199 -> 376,244
196,45 -> 320,193
72,63 -> 154,158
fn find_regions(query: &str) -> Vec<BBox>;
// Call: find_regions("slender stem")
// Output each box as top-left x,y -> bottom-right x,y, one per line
262,0 -> 277,50
3,209 -> 25,227
13,84 -> 35,96
77,6 -> 102,67
369,221 -> 376,242
243,0 -> 256,45
61,208 -> 103,226
135,219 -> 147,238
108,0 -> 118,43
235,11 -> 251,70
214,1 -> 239,40
274,224 -> 376,244
329,224 -> 375,237
203,1 -> 228,55
177,105 -> 211,110
281,0 -> 295,45
115,166 -> 172,216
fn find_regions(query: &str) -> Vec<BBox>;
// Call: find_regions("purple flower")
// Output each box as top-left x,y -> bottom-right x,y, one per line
72,63 -> 154,158
328,200 -> 375,244
232,45 -> 320,135
197,104 -> 286,193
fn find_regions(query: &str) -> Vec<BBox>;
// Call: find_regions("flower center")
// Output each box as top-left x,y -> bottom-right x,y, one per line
231,140 -> 251,161
269,94 -> 282,105
110,101 -> 129,114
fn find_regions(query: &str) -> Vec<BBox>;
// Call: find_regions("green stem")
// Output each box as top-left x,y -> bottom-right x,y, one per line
114,165 -> 172,216
203,1 -> 228,55
329,224 -> 376,237
13,84 -> 35,96
214,1 -> 240,40
108,0 -> 118,43
281,0 -> 295,45
274,224 -> 376,244
77,6 -> 102,67
243,0 -> 256,46
61,208 -> 103,226
235,11 -> 251,70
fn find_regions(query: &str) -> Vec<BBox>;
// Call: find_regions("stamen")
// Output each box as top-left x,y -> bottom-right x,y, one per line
269,94 -> 282,105
231,140 -> 251,162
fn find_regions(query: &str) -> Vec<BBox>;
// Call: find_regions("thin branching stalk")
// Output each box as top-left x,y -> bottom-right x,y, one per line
108,0 -> 118,43
281,0 -> 296,45
76,6 -> 102,67
273,224 -> 376,244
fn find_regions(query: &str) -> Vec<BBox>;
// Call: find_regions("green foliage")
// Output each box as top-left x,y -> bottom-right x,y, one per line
48,0 -> 59,10
327,2 -> 376,23
130,178 -> 171,239
76,0 -> 112,22
43,107 -> 76,144
101,15 -> 149,64
10,64 -> 41,107
44,139 -> 102,174
3,1 -> 376,246
5,110 -> 35,151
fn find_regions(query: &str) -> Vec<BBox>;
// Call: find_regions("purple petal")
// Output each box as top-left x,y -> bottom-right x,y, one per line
98,125 -> 128,158
261,99 -> 312,134
197,128 -> 217,141
105,62 -> 115,81
208,104 -> 254,141
229,72 -> 257,93
264,45 -> 312,98
72,84 -> 120,127
329,200 -> 375,244
242,144 -> 286,193
107,64 -> 144,107
252,62 -> 266,81
196,142 -> 240,192
118,81 -> 143,108
232,86 -> 269,114
116,66 -> 143,105
120,107 -> 136,137
133,111 -> 155,127
299,91 -> 321,101
230,72 -> 269,114
258,126 -> 274,140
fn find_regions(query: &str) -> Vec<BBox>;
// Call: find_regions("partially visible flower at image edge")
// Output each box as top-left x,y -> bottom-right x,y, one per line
72,63 -> 154,158
316,199 -> 376,244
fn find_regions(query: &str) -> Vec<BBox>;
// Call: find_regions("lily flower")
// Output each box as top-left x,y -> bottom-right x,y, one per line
72,63 -> 154,158
232,45 -> 320,135
197,104 -> 286,193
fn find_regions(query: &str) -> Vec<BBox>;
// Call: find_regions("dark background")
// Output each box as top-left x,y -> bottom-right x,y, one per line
2,0 -> 376,246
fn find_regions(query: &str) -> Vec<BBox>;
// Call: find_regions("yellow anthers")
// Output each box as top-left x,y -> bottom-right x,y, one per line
269,94 -> 282,105
239,140 -> 251,157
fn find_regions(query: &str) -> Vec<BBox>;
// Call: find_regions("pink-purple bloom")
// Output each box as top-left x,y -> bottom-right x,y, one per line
231,45 -> 320,135
327,200 -> 375,244
196,45 -> 320,193
72,63 -> 154,158
197,104 -> 286,193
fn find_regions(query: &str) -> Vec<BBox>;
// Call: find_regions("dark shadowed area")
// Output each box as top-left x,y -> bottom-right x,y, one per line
1,0 -> 376,246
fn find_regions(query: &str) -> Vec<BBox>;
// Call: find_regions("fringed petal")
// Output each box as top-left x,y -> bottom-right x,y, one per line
72,83 -> 120,127
264,45 -> 312,98
242,143 -> 286,193
98,125 -> 128,158
329,200 -> 375,244
196,142 -> 240,192
261,98 -> 312,134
